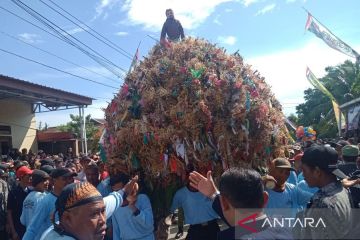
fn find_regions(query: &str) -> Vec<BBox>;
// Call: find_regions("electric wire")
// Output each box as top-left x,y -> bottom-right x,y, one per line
11,0 -> 125,73
10,0 -> 127,79
0,31 -> 122,84
40,0 -> 133,60
0,48 -> 119,90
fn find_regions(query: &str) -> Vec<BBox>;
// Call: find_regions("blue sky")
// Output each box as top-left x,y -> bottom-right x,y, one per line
1,0 -> 359,127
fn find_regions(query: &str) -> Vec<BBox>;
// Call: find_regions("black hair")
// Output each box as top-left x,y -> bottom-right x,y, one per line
85,164 -> 99,173
110,173 -> 130,186
65,162 -> 76,168
301,145 -> 338,173
219,168 -> 264,209
165,9 -> 173,14
342,155 -> 358,163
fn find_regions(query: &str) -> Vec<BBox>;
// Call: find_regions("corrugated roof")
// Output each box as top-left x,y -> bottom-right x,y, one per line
0,74 -> 93,109
37,131 -> 77,142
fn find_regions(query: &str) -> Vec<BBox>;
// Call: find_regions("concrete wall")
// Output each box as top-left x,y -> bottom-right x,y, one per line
0,99 -> 37,152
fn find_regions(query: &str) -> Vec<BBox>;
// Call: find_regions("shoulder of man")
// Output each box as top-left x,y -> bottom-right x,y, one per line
316,188 -> 350,208
41,229 -> 75,240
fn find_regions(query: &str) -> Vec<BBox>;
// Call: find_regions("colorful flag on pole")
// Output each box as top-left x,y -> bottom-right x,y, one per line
127,40 -> 142,75
134,47 -> 139,62
306,67 -> 346,130
305,12 -> 360,59
98,128 -> 107,162
128,47 -> 139,74
284,118 -> 297,131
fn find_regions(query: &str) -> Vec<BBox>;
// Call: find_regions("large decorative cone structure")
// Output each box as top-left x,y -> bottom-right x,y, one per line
104,37 -> 290,237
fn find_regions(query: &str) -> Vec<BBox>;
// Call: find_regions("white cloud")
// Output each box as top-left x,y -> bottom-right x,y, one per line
242,0 -> 259,7
18,33 -> 42,44
95,0 -> 120,19
66,27 -> 86,35
117,0 -> 238,31
217,35 -> 237,45
94,0 -> 262,31
213,14 -> 222,25
255,3 -> 276,16
286,0 -> 308,3
246,40 -> 358,115
115,31 -> 129,36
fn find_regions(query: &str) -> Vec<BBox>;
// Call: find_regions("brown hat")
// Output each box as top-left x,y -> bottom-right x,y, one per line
273,158 -> 295,171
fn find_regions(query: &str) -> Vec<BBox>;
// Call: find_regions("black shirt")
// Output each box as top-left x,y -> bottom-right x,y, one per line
338,163 -> 360,207
160,18 -> 185,41
7,184 -> 29,238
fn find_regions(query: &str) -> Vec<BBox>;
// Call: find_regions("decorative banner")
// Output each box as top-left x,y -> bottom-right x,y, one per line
306,67 -> 346,130
128,44 -> 140,74
99,129 -> 107,162
305,12 -> 360,59
284,117 -> 297,131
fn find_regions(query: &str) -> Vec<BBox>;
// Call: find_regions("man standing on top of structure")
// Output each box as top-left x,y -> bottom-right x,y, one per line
160,9 -> 185,43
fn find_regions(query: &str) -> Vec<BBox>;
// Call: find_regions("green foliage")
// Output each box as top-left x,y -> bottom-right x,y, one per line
58,114 -> 97,140
296,60 -> 360,138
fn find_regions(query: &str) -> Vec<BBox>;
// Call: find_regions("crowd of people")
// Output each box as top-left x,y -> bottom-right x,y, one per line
0,139 -> 360,240
2,5 -> 360,240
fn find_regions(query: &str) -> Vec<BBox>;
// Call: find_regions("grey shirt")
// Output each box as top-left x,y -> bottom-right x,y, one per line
294,181 -> 356,239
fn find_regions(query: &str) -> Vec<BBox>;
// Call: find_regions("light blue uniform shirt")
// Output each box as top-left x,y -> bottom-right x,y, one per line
112,194 -> 154,240
170,186 -> 219,225
287,171 -> 298,185
97,177 -> 112,197
23,192 -> 58,240
297,180 -> 318,209
266,182 -> 313,217
297,172 -> 305,182
21,191 -> 48,227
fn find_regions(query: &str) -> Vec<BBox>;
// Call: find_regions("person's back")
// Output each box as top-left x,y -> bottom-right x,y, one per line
112,194 -> 154,240
171,185 -> 219,225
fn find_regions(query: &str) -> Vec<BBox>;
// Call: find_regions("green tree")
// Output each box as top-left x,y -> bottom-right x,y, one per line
58,114 -> 97,140
296,60 -> 360,138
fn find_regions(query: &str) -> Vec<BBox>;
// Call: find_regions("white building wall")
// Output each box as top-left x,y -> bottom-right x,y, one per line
0,99 -> 37,152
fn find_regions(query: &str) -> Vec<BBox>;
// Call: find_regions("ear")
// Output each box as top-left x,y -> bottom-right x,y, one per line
262,191 -> 269,208
314,167 -> 322,178
61,211 -> 74,228
220,195 -> 231,212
